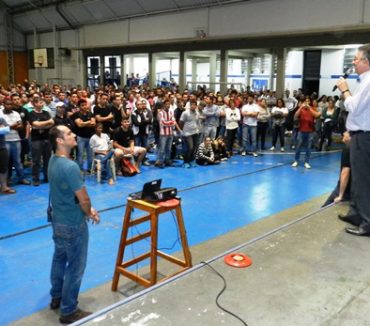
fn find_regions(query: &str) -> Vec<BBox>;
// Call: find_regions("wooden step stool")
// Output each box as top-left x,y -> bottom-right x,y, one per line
111,198 -> 192,290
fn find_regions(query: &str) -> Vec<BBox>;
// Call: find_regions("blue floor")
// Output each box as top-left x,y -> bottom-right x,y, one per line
0,151 -> 341,325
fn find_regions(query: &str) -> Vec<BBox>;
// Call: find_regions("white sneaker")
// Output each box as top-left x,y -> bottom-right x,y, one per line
252,152 -> 258,157
270,146 -> 275,151
291,161 -> 298,167
241,151 -> 246,156
304,162 -> 311,169
280,147 -> 285,152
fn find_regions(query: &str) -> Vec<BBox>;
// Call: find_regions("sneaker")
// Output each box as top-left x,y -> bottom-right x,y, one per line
291,161 -> 298,167
19,179 -> 31,185
50,297 -> 61,310
252,152 -> 258,157
270,146 -> 275,151
241,151 -> 246,156
304,162 -> 311,169
280,147 -> 285,152
59,308 -> 92,324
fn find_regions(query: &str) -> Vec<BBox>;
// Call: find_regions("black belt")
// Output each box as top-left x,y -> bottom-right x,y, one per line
349,130 -> 370,136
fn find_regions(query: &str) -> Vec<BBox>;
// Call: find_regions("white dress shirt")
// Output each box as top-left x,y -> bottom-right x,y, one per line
345,70 -> 370,131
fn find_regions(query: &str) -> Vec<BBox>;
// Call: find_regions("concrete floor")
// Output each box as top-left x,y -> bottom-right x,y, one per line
13,194 -> 370,326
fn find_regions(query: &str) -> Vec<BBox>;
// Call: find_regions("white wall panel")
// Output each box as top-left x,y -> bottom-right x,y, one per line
130,9 -> 207,43
364,0 -> 370,23
319,50 -> 344,96
82,20 -> 129,47
210,0 -> 364,37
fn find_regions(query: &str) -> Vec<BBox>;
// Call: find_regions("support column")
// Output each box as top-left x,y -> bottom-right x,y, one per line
179,51 -> 186,92
209,52 -> 217,92
220,49 -> 228,94
275,48 -> 287,98
5,12 -> 15,86
149,52 -> 156,88
191,57 -> 197,90
33,28 -> 42,83
53,24 -> 61,82
269,53 -> 274,91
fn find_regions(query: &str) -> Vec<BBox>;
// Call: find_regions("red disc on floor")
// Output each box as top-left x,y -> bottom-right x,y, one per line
224,253 -> 252,268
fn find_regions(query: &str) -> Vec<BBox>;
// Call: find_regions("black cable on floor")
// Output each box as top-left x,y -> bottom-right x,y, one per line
200,261 -> 248,326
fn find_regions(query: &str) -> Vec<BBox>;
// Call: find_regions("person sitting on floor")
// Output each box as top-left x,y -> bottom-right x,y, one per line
89,123 -> 115,185
196,136 -> 220,166
212,136 -> 228,161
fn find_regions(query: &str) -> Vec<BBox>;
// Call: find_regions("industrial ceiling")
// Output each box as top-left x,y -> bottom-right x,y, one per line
0,0 -> 245,34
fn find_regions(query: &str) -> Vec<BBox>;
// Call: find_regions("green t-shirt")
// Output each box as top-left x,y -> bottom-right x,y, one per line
48,155 -> 85,225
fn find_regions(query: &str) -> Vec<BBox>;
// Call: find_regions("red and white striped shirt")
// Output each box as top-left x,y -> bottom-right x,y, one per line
158,109 -> 175,136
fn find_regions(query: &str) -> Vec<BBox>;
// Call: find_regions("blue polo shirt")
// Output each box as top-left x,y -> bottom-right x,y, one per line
48,155 -> 85,225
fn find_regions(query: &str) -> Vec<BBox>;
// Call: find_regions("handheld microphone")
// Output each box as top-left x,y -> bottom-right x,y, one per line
333,67 -> 353,92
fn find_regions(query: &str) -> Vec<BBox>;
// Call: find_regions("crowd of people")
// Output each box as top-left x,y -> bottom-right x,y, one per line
0,79 -> 349,193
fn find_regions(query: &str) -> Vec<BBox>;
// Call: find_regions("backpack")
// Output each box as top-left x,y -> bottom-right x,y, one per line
121,157 -> 139,177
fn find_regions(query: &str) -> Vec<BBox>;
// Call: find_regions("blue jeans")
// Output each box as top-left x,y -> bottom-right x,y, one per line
295,132 -> 312,163
203,126 -> 217,139
135,134 -> 148,148
6,141 -> 25,181
158,135 -> 173,163
95,151 -> 114,180
242,125 -> 257,153
77,136 -> 93,170
50,221 -> 88,316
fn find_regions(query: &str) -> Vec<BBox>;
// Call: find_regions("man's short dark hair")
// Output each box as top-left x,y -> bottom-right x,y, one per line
49,126 -> 65,153
359,43 -> 370,62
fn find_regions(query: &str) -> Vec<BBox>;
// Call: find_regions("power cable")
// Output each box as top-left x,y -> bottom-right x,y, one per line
200,261 -> 248,326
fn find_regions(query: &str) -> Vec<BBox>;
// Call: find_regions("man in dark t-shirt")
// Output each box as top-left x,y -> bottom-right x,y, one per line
112,119 -> 146,173
72,99 -> 95,170
28,97 -> 54,185
94,93 -> 113,135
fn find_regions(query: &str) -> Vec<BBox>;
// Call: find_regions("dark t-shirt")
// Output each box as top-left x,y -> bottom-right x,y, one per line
71,111 -> 95,138
112,127 -> 134,148
28,110 -> 52,141
13,105 -> 29,139
94,105 -> 112,134
66,103 -> 79,116
108,104 -> 123,130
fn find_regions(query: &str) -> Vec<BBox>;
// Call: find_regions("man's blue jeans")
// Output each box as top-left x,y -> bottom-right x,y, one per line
95,151 -> 114,180
5,141 -> 25,181
295,132 -> 313,163
242,124 -> 257,153
158,135 -> 173,163
77,136 -> 93,170
50,221 -> 88,316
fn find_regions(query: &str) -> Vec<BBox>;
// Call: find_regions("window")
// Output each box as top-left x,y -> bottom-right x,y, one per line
87,56 -> 101,89
104,55 -> 122,86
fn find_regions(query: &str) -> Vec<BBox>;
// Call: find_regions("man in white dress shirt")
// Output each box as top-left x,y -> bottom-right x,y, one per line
336,43 -> 370,236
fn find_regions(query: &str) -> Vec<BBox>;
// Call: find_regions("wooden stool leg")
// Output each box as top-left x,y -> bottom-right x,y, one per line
150,212 -> 159,285
112,205 -> 133,291
175,204 -> 192,267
